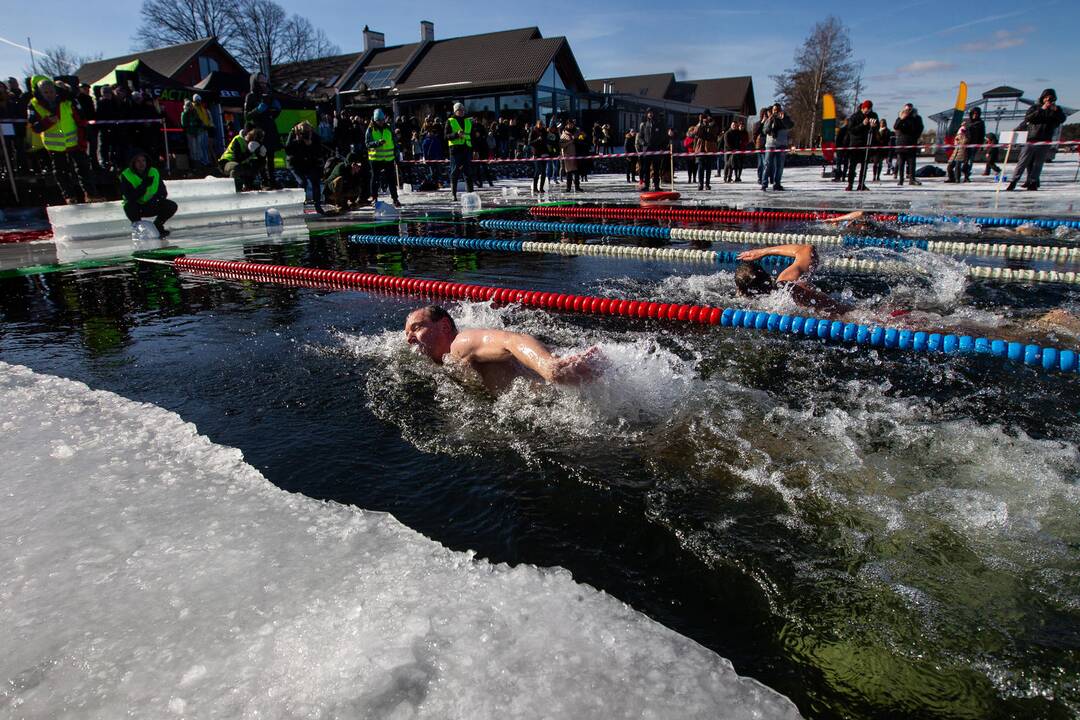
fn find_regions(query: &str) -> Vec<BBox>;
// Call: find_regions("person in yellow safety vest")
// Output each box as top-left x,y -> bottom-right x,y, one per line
26,75 -> 99,204
444,102 -> 474,200
219,126 -> 265,191
119,151 -> 177,237
365,108 -> 401,208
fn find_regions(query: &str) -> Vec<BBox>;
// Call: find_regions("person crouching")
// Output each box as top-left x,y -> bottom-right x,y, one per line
120,151 -> 177,237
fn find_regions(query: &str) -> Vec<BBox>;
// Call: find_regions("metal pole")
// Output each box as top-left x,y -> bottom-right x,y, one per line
161,119 -> 171,171
994,139 -> 1015,210
27,36 -> 37,75
0,127 -> 18,203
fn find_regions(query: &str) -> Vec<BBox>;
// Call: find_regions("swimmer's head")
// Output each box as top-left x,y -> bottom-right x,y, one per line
735,262 -> 776,297
404,305 -> 458,362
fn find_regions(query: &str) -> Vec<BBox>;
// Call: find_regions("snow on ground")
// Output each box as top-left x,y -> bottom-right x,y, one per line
0,363 -> 801,719
393,160 -> 1080,217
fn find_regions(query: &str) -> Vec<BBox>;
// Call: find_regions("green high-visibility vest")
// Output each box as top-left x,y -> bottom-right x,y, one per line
120,166 -> 161,206
30,97 -> 78,153
219,134 -> 249,164
447,117 -> 472,148
367,126 -> 395,162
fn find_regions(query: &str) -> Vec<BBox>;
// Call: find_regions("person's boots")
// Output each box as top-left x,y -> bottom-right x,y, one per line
1005,179 -> 1017,191
532,179 -> 538,193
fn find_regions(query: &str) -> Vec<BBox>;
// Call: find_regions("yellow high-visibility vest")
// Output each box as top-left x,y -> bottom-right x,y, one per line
29,97 -> 77,153
367,126 -> 395,162
447,117 -> 472,148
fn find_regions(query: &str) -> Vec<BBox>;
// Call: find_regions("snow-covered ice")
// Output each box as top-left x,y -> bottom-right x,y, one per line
0,363 -> 801,719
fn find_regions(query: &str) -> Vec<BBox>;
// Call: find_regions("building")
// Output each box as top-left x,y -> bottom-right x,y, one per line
585,73 -> 756,135
270,23 -> 756,136
930,85 -> 1076,152
74,37 -> 247,88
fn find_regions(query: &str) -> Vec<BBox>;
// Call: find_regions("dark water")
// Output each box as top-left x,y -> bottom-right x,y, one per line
2,213 -> 1079,719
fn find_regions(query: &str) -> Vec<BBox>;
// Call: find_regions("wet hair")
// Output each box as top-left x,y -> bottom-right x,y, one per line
421,305 -> 457,333
734,262 -> 776,296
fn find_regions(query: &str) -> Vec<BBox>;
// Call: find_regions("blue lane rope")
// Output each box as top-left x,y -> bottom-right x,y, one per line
898,214 -> 1080,230
346,233 -> 1079,374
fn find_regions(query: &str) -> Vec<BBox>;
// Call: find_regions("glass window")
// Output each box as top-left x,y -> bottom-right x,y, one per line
498,94 -> 534,112
540,62 -> 566,91
197,56 -> 219,80
359,67 -> 396,90
465,96 -> 497,115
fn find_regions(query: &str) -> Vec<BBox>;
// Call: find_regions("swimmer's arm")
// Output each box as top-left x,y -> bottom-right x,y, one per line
452,329 -> 562,381
822,210 -> 865,224
737,244 -> 817,282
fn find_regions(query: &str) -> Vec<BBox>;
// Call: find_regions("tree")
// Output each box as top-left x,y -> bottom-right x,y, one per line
135,0 -> 239,51
23,46 -> 103,79
771,17 -> 861,147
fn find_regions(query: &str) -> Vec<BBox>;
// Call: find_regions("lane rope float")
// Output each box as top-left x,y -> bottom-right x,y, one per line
163,256 -> 1080,375
479,219 -> 1080,266
348,233 -> 1080,285
899,213 -> 1080,230
530,205 -> 898,223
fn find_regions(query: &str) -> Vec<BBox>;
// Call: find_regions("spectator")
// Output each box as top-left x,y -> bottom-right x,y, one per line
762,102 -> 794,191
546,121 -> 560,183
624,128 -> 638,183
444,102 -> 474,200
560,117 -> 582,191
983,132 -> 1002,176
365,108 -> 401,207
325,153 -> 369,210
420,126 -> 444,187
963,107 -> 985,181
638,109 -> 663,191
26,76 -> 97,204
723,120 -> 748,183
317,113 -> 334,144
945,124 -> 969,183
682,128 -> 696,184
181,95 -> 213,168
120,150 -> 176,236
75,83 -> 98,170
751,109 -> 768,185
893,103 -> 924,186
845,100 -> 877,191
129,91 -> 164,162
689,113 -> 717,190
244,73 -> 282,188
219,126 -> 264,191
285,120 -> 326,213
871,118 -> 892,182
528,119 -> 549,193
1007,88 -> 1067,191
472,119 -> 496,188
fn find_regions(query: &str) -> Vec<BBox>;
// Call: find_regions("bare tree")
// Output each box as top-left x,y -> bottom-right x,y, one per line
23,46 -> 103,79
771,17 -> 861,146
277,17 -> 340,65
134,0 -> 239,50
230,0 -> 338,74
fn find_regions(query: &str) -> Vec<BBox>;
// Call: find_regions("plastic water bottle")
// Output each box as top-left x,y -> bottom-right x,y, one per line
131,220 -> 159,243
460,192 -> 482,213
264,207 -> 283,235
374,200 -> 399,219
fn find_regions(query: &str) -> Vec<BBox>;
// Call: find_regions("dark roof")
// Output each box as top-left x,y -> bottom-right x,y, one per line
76,38 -> 220,84
588,73 -> 675,100
983,85 -> 1023,98
271,52 -> 358,99
685,76 -> 756,115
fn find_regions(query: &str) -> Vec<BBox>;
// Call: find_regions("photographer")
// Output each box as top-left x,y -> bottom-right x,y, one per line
365,108 -> 401,208
219,126 -> 265,191
1007,88 -> 1067,191
845,100 -> 877,191
762,103 -> 794,191
892,103 -> 924,186
285,120 -> 326,214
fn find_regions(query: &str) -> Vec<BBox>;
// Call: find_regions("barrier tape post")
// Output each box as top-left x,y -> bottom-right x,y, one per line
0,131 -> 17,202
161,119 -> 171,172
994,138 -> 1016,210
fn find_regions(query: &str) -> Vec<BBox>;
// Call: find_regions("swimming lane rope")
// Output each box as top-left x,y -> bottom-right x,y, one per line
349,233 -> 1079,285
898,214 -> 1080,230
166,256 -> 1079,375
478,219 -> 1080,267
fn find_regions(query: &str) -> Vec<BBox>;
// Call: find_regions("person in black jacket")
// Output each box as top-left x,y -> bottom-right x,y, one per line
244,73 -> 282,188
893,103 -> 924,186
962,107 -> 985,181
120,150 -> 177,236
285,121 -> 325,213
832,118 -> 849,182
637,110 -> 664,191
845,101 -> 878,191
1007,88 -> 1067,191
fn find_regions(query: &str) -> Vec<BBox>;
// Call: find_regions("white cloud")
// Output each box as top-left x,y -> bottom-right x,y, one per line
961,26 -> 1034,52
896,60 -> 955,75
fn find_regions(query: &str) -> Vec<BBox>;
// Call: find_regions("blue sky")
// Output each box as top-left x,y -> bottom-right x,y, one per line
3,0 -> 1075,120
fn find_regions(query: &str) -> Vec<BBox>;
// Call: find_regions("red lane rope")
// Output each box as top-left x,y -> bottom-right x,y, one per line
530,205 -> 898,223
172,257 -> 724,324
0,229 -> 53,244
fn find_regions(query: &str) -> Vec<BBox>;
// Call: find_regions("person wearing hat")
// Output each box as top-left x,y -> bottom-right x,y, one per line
219,125 -> 265,191
365,108 -> 401,208
444,102 -> 474,200
75,83 -> 99,170
181,94 -> 213,168
26,76 -> 97,204
1007,88 -> 1067,191
120,150 -> 177,236
761,102 -> 794,191
892,103 -> 924,186
286,120 -> 326,213
844,100 -> 878,191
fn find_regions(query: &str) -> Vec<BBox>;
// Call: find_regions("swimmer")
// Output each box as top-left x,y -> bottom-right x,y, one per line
735,244 -> 852,317
404,305 -> 602,392
823,210 -> 1050,238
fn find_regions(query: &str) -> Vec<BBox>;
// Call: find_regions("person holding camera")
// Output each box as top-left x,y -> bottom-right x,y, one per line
444,102 -> 474,200
845,100 -> 878,191
1007,88 -> 1067,191
219,126 -> 265,191
366,108 -> 401,207
285,120 -> 326,214
762,103 -> 794,191
892,104 -> 924,186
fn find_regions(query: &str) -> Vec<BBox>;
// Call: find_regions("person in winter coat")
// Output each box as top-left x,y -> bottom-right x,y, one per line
871,119 -> 892,182
181,94 -> 213,168
119,150 -> 177,235
1007,88 -> 1067,191
637,110 -> 664,191
983,133 -> 1002,176
285,120 -> 326,213
76,83 -> 99,170
26,75 -> 98,204
624,128 -> 638,183
325,153 -> 370,210
528,119 -> 550,192
751,109 -> 768,185
945,124 -> 969,183
761,103 -> 794,191
682,130 -> 696,184
723,120 -> 748,183
962,107 -> 985,181
845,100 -> 878,191
420,127 -> 444,186
689,113 -> 718,189
243,73 -> 282,188
560,118 -> 583,191
219,126 -> 265,191
893,103 -> 924,186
